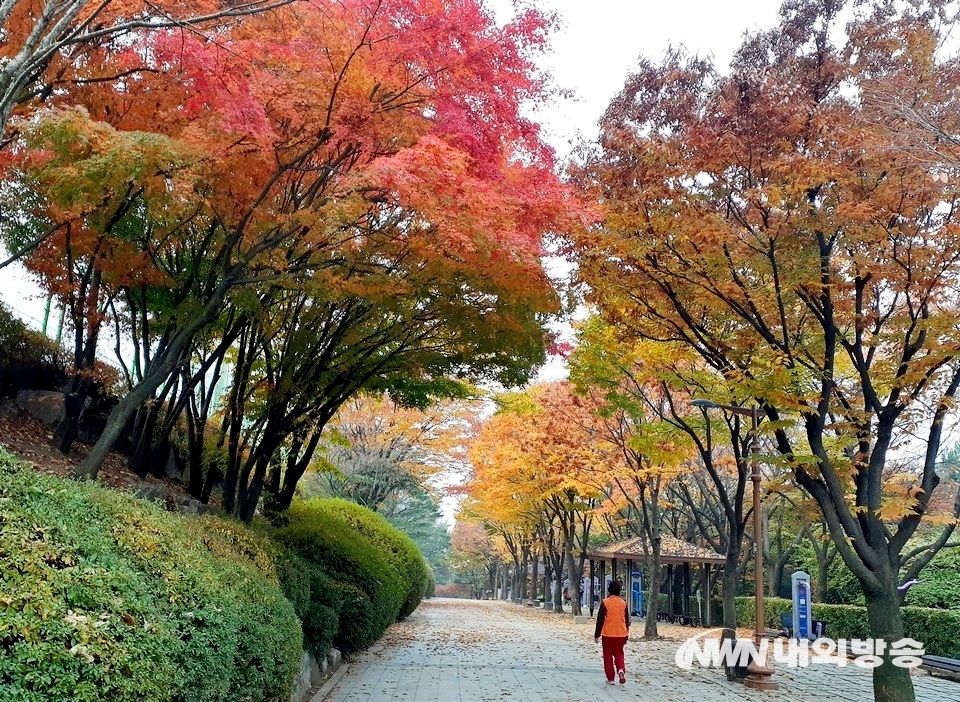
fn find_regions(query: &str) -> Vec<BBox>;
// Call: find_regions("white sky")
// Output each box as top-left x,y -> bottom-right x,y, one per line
500,0 -> 782,160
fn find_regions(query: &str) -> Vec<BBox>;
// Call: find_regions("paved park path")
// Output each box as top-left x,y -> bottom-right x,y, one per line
320,598 -> 960,702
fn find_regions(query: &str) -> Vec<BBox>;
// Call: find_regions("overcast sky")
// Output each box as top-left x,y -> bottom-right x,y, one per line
497,0 -> 783,159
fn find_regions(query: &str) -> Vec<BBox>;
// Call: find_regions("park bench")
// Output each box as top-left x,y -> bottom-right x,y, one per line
920,655 -> 960,682
779,613 -> 792,638
775,614 -> 826,639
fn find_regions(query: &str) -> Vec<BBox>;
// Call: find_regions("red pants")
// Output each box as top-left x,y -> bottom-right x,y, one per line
601,636 -> 627,681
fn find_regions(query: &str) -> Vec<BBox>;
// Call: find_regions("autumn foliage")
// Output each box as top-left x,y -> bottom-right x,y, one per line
1,0 -> 584,522
570,2 -> 960,699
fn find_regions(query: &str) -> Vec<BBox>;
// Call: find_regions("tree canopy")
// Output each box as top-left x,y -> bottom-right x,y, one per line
570,1 -> 960,699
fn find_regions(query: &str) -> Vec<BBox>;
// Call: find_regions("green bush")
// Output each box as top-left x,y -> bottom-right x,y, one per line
900,547 -> 960,610
734,596 -> 960,657
902,608 -> 960,659
320,499 -> 430,619
0,449 -> 302,702
734,596 -> 794,629
329,580 -> 376,654
273,498 -> 429,654
273,548 -> 341,658
0,304 -> 65,398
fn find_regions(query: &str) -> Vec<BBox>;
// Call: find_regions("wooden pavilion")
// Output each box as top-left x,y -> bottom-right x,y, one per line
585,535 -> 725,627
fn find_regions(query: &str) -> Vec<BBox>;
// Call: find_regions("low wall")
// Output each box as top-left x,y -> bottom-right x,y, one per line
290,648 -> 343,702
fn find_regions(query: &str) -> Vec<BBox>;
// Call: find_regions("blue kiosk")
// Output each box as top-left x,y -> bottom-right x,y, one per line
791,571 -> 812,640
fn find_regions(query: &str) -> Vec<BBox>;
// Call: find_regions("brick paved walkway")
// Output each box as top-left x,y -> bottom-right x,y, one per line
320,598 -> 960,702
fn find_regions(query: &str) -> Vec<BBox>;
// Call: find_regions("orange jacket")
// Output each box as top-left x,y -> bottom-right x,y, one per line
594,595 -> 630,638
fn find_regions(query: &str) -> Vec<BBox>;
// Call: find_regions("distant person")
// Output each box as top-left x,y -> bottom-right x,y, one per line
593,579 -> 630,685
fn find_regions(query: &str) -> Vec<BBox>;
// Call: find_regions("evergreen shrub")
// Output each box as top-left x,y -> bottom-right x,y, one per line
272,499 -> 430,653
0,450 -> 302,702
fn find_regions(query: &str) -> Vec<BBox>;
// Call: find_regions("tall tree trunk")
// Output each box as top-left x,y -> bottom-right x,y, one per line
519,545 -> 529,602
553,577 -> 565,613
644,537 -> 662,639
74,275 -> 237,478
565,535 -> 582,616
541,562 -> 552,607
54,376 -> 91,453
75,379 -> 156,476
268,427 -> 323,512
239,458 -> 268,523
721,548 -> 740,641
863,578 -> 914,702
200,463 -> 221,504
546,549 -> 564,612
816,557 -> 830,602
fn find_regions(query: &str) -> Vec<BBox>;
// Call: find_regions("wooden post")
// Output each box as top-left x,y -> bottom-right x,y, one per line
667,564 -> 674,620
530,551 -> 539,606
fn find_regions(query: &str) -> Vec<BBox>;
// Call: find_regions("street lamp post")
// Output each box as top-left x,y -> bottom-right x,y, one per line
691,398 -> 778,691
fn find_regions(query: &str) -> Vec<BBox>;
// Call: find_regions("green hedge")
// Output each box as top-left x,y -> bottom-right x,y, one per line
319,499 -> 430,620
273,548 -> 343,657
733,596 -> 960,657
272,499 -> 430,654
0,449 -> 302,702
734,596 -> 795,630
902,608 -> 960,659
0,446 -> 430,702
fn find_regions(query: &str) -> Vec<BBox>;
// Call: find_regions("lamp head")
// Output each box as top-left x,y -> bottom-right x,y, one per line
691,398 -> 721,409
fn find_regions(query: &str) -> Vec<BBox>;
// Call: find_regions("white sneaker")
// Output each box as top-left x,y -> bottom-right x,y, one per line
606,679 -> 616,685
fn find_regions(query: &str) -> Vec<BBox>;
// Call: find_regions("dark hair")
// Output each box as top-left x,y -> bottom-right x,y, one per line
608,580 -> 622,596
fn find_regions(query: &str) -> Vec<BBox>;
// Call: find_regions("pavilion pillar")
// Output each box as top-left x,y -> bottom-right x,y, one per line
666,564 -> 674,619
683,561 -> 692,619
530,551 -> 539,605
702,563 -> 709,626
589,559 -> 596,616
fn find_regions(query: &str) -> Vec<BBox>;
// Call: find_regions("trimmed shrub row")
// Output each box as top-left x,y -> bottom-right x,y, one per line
0,449 -> 432,701
732,596 -> 960,658
272,498 -> 431,655
0,449 -> 302,702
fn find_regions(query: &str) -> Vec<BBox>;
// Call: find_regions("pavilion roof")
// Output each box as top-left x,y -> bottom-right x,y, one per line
587,535 -> 725,565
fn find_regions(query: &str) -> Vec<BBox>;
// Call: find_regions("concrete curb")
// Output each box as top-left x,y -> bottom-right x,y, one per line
308,663 -> 348,702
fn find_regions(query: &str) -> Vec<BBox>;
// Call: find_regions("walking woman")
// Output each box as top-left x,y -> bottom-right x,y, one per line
593,580 -> 630,685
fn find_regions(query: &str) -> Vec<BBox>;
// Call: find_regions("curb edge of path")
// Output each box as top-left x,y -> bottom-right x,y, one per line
308,662 -> 348,702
